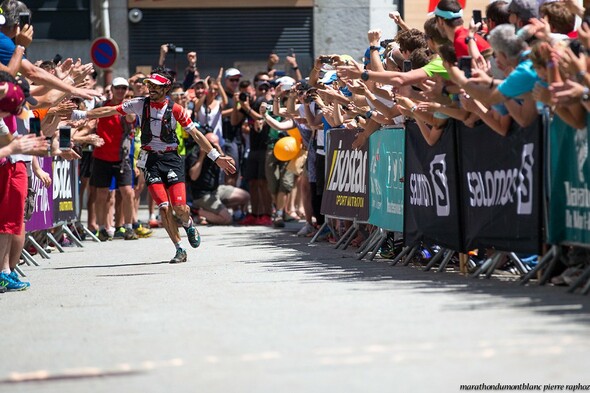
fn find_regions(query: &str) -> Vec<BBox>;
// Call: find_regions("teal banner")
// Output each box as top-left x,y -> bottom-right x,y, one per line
368,127 -> 404,232
548,115 -> 590,245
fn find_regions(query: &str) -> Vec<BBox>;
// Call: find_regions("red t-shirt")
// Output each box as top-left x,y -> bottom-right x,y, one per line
93,100 -> 133,162
453,27 -> 491,59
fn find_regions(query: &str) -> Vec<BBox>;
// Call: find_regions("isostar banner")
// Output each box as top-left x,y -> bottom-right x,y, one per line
321,129 -> 369,220
548,115 -> 590,245
368,126 -> 404,232
25,156 -> 54,232
404,120 -> 463,251
53,158 -> 79,223
458,118 -> 542,254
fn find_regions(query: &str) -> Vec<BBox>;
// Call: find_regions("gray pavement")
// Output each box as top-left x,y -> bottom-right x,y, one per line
2,222 -> 590,393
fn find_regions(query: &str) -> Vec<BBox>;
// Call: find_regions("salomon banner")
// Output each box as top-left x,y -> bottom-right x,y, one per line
458,118 -> 542,254
404,120 -> 463,251
53,158 -> 79,223
547,115 -> 590,245
25,156 -> 54,232
321,129 -> 369,220
368,126 -> 404,232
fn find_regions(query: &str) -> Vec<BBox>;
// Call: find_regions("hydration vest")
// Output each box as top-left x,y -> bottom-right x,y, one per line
140,98 -> 178,147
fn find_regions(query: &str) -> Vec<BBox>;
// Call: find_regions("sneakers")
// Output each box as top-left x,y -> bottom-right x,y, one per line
273,216 -> 285,228
170,248 -> 188,264
297,223 -> 315,237
185,225 -> 201,248
239,214 -> 258,226
148,218 -> 160,228
124,229 -> 139,240
0,272 -> 28,291
9,271 -> 30,288
256,215 -> 273,226
98,229 -> 113,242
113,227 -> 126,240
134,225 -> 153,238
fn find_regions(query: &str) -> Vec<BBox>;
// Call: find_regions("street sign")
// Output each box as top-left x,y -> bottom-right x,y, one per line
90,37 -> 119,69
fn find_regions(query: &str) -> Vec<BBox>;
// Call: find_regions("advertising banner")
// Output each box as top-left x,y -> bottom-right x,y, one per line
25,157 -> 54,232
404,120 -> 463,251
53,158 -> 79,223
548,115 -> 590,245
368,126 -> 404,232
321,129 -> 369,221
458,118 -> 542,254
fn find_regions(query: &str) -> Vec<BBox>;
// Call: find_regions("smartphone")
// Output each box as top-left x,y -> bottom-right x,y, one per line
319,55 -> 333,64
289,47 -> 296,57
472,10 -> 482,27
59,126 -> 71,151
402,60 -> 412,73
459,56 -> 472,78
18,12 -> 30,27
52,54 -> 62,65
30,117 -> 41,137
570,40 -> 582,57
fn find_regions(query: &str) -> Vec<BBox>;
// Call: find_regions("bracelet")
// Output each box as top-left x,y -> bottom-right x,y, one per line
292,66 -> 299,70
410,105 -> 418,113
207,148 -> 221,162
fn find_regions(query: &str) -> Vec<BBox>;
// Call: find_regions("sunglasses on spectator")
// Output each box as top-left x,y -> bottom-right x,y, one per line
171,92 -> 187,97
228,78 -> 240,82
113,86 -> 128,90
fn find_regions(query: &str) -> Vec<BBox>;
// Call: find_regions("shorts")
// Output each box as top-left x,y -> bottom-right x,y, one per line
0,161 -> 27,235
265,149 -> 294,194
90,157 -> 132,188
143,151 -> 185,188
193,185 -> 236,214
244,149 -> 266,181
315,153 -> 326,196
80,151 -> 94,178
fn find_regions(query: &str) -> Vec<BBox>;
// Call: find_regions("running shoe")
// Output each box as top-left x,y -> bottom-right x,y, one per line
9,271 -> 30,288
185,225 -> 201,248
124,229 -> 139,240
98,229 -> 112,242
170,248 -> 188,264
297,223 -> 315,237
113,227 -> 126,239
239,214 -> 258,226
256,215 -> 273,226
273,217 -> 285,228
0,272 -> 28,291
148,218 -> 160,228
134,225 -> 153,238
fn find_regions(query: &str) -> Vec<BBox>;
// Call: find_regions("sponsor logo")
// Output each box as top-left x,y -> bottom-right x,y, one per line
575,127 -> 588,183
326,140 -> 367,194
53,159 -> 72,200
409,154 -> 450,217
167,170 -> 178,180
466,143 -> 534,215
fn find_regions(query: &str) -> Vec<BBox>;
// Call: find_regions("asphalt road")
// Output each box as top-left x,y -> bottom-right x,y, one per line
2,222 -> 590,393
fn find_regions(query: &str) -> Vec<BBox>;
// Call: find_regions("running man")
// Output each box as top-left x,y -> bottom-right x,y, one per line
73,67 -> 236,263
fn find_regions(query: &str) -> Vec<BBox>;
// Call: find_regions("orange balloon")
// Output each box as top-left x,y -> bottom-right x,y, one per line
273,136 -> 300,161
287,127 -> 302,144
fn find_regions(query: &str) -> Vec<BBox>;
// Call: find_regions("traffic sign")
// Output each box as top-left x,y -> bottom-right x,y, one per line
90,37 -> 119,69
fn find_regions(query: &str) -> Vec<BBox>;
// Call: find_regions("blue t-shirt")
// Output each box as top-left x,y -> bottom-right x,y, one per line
0,33 -> 19,66
497,54 -> 539,99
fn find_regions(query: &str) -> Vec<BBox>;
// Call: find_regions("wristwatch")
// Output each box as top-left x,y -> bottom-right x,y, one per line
582,87 -> 590,102
365,110 -> 373,119
361,70 -> 370,81
369,45 -> 381,51
465,36 -> 476,44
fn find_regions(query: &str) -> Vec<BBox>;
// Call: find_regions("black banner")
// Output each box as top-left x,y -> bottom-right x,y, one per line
321,128 -> 369,220
53,157 -> 79,223
458,118 -> 542,254
404,120 -> 463,251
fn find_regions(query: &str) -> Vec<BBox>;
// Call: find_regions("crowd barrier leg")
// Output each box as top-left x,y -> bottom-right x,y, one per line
566,265 -> 590,294
388,246 -> 412,266
508,252 -> 530,275
539,247 -> 563,285
471,253 -> 500,278
55,224 -> 84,248
341,226 -> 359,250
437,250 -> 455,273
520,246 -> 557,285
356,230 -> 379,256
423,248 -> 447,271
367,230 -> 388,261
20,249 -> 39,266
26,234 -> 50,260
81,224 -> 101,242
335,223 -> 357,249
309,222 -> 328,244
401,246 -> 419,267
46,232 -> 65,253
485,252 -> 505,279
14,265 -> 26,277
356,229 -> 384,260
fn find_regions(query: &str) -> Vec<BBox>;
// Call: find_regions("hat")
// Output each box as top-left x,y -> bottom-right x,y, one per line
0,15 -> 5,26
225,68 -> 242,78
275,76 -> 296,90
319,70 -> 338,85
256,80 -> 271,89
112,77 -> 129,87
15,76 -> 37,106
0,82 -> 26,115
506,0 -> 538,21
143,73 -> 171,86
191,79 -> 206,88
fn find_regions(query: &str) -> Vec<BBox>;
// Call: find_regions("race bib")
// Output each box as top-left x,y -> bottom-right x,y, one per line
136,150 -> 148,169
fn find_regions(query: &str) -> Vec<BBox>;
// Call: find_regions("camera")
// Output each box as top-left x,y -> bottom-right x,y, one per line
199,123 -> 213,134
459,56 -> 472,78
319,55 -> 333,64
380,39 -> 395,48
167,43 -> 184,53
239,92 -> 250,102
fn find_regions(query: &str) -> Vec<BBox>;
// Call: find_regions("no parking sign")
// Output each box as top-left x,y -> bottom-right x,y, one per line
90,37 -> 119,69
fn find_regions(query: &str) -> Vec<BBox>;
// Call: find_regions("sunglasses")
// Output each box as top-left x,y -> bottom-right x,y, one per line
228,78 -> 240,82
113,86 -> 128,90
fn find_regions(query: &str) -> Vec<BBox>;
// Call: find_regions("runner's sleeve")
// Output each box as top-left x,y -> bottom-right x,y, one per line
116,97 -> 144,116
172,103 -> 196,132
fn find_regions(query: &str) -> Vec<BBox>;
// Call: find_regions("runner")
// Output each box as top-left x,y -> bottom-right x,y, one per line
73,67 -> 236,263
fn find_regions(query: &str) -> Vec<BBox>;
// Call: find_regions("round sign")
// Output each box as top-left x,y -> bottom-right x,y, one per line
90,37 -> 119,69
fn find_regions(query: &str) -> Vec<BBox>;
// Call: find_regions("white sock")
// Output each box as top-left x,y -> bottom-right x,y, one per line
106,227 -> 115,237
1,268 -> 10,274
182,217 -> 193,228
175,241 -> 185,250
124,223 -> 133,230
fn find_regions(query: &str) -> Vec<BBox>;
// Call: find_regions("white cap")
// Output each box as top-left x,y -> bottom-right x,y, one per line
224,68 -> 242,78
112,77 -> 129,87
